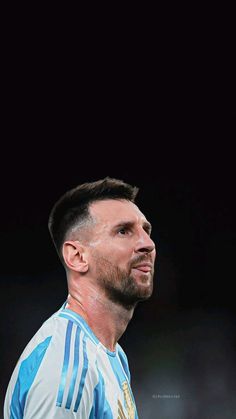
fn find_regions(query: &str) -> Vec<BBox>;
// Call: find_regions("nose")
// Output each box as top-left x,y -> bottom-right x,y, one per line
135,228 -> 155,254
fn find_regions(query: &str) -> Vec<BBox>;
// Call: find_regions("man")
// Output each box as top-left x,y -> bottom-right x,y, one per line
4,177 -> 156,418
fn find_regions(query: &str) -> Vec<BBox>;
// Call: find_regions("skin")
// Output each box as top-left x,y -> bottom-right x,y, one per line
63,199 -> 156,352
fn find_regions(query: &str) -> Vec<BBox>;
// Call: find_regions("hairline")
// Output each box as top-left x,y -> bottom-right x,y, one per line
64,197 -> 134,244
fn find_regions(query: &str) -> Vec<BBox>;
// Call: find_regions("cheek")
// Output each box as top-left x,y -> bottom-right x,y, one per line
112,250 -> 132,270
92,241 -> 133,269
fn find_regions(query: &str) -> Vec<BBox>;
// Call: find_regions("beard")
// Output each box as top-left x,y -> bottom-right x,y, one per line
92,253 -> 154,309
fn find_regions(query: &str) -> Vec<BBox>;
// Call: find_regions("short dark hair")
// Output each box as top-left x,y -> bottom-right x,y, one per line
48,177 -> 139,261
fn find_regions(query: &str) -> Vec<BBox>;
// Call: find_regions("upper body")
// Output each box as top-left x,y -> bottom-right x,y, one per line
4,177 -> 156,418
4,304 -> 137,418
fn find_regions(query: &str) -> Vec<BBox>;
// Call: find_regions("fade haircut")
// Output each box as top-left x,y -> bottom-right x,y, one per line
48,177 -> 139,262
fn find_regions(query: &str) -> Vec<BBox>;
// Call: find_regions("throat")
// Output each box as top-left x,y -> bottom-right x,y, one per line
66,292 -> 134,351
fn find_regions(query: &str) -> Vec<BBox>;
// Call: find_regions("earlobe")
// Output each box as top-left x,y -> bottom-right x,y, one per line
79,258 -> 89,272
62,241 -> 88,273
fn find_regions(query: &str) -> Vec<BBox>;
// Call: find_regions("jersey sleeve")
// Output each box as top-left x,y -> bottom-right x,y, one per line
4,319 -> 100,418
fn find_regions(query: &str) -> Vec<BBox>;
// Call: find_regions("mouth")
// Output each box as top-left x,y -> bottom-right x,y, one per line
132,263 -> 152,273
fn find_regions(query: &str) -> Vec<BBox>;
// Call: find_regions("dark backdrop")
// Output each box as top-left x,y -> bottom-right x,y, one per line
1,136 -> 235,418
1,25 -> 235,419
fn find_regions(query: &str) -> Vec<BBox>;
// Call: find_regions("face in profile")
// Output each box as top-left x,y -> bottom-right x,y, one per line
87,199 -> 156,308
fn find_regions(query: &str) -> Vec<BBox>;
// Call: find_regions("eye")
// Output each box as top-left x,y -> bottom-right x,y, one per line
118,227 -> 129,235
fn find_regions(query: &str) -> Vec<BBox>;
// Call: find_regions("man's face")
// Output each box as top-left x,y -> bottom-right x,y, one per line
86,199 -> 156,308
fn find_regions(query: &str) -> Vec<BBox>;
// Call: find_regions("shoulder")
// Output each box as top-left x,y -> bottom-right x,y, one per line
37,312 -> 99,381
6,312 -> 100,418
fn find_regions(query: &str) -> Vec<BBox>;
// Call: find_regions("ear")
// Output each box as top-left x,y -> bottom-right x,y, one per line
62,241 -> 88,273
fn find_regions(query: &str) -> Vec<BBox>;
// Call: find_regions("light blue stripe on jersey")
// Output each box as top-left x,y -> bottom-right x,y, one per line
89,367 -> 113,419
65,325 -> 81,409
109,354 -> 137,413
56,320 -> 73,407
118,346 -> 131,382
74,334 -> 89,412
109,355 -> 138,419
10,336 -> 52,419
108,355 -> 127,388
59,310 -> 99,346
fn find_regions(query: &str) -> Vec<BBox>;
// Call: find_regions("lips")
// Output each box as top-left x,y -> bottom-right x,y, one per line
132,263 -> 152,272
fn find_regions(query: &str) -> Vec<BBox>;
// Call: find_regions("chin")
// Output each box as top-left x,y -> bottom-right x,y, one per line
133,272 -> 153,289
136,283 -> 153,300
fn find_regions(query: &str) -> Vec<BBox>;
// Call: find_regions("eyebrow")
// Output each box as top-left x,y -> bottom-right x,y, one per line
112,220 -> 152,233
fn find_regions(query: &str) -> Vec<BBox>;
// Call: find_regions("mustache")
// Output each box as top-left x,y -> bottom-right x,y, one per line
129,255 -> 153,269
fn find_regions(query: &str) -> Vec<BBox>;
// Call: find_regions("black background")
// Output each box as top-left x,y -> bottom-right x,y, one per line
1,18 -> 235,418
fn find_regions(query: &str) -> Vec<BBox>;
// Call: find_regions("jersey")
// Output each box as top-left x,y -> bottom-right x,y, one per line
4,304 -> 139,419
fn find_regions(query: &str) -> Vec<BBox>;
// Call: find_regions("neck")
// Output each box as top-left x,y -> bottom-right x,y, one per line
65,279 -> 135,352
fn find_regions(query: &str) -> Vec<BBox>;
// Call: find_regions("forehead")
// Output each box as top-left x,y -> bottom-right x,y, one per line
89,199 -> 147,225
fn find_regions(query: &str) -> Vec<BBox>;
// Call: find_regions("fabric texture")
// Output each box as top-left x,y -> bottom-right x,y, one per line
4,305 -> 138,419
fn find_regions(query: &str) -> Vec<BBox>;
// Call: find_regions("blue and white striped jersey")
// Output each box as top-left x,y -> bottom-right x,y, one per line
4,305 -> 139,418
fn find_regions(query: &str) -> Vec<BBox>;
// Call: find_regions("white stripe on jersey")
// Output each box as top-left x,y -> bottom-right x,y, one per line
4,305 -> 139,418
